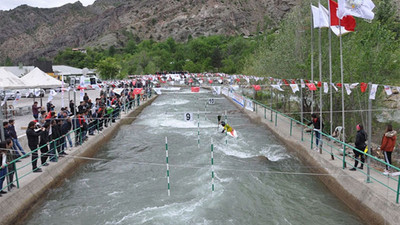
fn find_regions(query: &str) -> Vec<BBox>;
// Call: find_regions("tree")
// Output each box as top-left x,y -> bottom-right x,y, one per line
4,57 -> 13,66
96,57 -> 121,80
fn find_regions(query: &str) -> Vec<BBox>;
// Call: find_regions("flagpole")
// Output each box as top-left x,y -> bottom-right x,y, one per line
310,4 -> 314,115
318,1 -> 323,153
339,19 -> 346,145
328,0 -> 334,160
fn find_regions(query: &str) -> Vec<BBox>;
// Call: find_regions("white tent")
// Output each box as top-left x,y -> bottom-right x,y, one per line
0,68 -> 27,89
21,67 -> 62,88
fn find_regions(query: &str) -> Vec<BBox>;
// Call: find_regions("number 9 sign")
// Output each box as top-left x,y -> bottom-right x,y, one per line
184,112 -> 193,121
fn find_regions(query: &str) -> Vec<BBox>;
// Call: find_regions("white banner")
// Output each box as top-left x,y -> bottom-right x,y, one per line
344,83 -> 352,95
331,83 -> 338,92
300,79 -> 305,88
289,84 -> 299,93
369,84 -> 378,100
245,98 -> 254,111
231,92 -> 245,107
222,87 -> 229,96
384,85 -> 392,96
323,82 -> 329,93
271,85 -> 284,92
153,88 -> 162,95
212,86 -> 221,95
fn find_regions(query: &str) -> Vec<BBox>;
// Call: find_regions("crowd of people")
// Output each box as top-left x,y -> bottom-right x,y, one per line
308,113 -> 397,174
0,86 -> 152,196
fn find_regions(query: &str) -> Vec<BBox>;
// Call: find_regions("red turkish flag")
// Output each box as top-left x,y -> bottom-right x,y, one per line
252,85 -> 261,91
317,81 -> 322,87
360,82 -> 368,93
133,88 -> 143,95
282,79 -> 289,86
188,78 -> 193,83
306,83 -> 317,91
329,0 -> 356,32
336,83 -> 342,88
291,80 -> 296,84
132,80 -> 136,86
208,80 -> 213,84
191,87 -> 200,92
236,78 -> 240,82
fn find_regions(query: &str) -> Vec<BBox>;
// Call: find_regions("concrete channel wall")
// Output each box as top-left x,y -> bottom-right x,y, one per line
223,94 -> 399,225
0,96 -> 158,225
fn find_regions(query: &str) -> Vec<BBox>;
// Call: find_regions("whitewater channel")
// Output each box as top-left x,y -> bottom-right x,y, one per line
25,89 -> 363,225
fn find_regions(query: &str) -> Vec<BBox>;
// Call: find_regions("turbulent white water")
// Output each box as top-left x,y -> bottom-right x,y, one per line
25,89 -> 363,225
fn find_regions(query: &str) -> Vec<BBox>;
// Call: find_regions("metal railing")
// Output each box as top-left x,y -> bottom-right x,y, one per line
0,93 -> 152,193
248,96 -> 400,203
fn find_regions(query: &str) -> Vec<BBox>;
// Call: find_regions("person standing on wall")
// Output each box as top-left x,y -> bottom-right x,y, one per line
380,124 -> 397,175
350,124 -> 367,171
0,141 -> 8,195
8,119 -> 27,158
26,121 -> 45,173
308,113 -> 324,151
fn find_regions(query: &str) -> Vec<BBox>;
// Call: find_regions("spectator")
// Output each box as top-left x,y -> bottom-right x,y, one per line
3,122 -> 11,141
5,139 -> 16,189
61,117 -> 72,153
32,102 -> 40,120
350,124 -> 367,171
26,121 -> 45,172
73,112 -> 83,146
38,111 -> 47,127
83,93 -> 89,103
8,119 -> 27,158
39,122 -> 51,165
46,101 -> 52,112
78,101 -> 87,114
380,124 -> 397,175
69,100 -> 75,115
56,119 -> 67,155
307,113 -> 324,151
0,141 -> 8,195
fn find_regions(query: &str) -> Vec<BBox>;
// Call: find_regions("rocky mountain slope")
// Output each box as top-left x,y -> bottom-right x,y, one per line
0,0 -> 298,64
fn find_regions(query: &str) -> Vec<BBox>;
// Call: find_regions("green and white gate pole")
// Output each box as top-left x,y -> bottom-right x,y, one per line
211,138 -> 215,192
225,110 -> 227,145
165,137 -> 170,196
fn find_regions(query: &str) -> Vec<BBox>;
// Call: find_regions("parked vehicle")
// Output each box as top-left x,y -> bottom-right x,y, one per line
15,89 -> 45,98
0,90 -> 16,100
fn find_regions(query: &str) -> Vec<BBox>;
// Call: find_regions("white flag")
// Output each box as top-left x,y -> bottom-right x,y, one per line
331,83 -> 338,91
369,84 -> 378,100
323,82 -> 329,93
344,83 -> 352,95
290,84 -> 299,93
311,4 -> 330,28
301,79 -> 305,88
338,0 -> 375,20
350,83 -> 359,89
384,85 -> 392,96
271,85 -> 284,92
397,87 -> 400,93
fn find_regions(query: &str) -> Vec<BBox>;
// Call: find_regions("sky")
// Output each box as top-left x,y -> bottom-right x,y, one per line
0,0 -> 96,11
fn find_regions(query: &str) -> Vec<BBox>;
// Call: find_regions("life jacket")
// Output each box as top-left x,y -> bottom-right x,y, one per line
224,124 -> 233,132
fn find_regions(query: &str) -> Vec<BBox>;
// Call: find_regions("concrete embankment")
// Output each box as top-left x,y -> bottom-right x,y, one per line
0,96 -> 157,225
223,95 -> 399,225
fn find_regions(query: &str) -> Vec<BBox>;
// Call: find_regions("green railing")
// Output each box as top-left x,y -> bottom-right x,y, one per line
249,97 -> 400,204
0,93 -> 150,193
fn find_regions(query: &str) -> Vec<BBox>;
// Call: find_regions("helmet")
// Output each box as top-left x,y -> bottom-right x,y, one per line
221,121 -> 225,126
